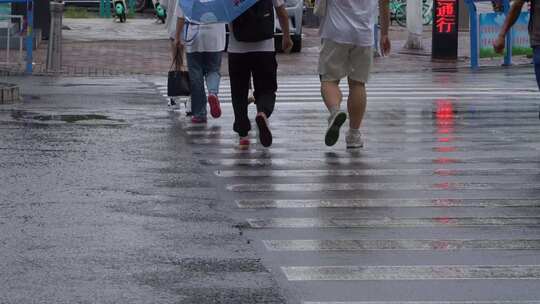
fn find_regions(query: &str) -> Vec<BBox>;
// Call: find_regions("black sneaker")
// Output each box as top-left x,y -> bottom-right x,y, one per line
325,111 -> 347,146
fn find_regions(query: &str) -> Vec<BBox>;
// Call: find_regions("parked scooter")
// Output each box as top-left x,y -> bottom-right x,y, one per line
113,0 -> 128,22
152,0 -> 167,23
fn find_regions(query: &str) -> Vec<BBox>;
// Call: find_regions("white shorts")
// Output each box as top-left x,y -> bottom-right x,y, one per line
318,39 -> 373,83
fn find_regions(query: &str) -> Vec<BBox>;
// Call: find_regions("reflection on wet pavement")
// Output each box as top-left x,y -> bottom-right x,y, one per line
180,71 -> 540,302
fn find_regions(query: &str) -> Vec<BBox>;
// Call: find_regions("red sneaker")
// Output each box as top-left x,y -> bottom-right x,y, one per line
208,94 -> 222,118
238,136 -> 250,150
191,116 -> 207,124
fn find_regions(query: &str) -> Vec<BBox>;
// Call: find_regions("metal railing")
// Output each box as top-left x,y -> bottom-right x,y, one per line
466,0 -> 512,69
0,14 -> 24,69
0,0 -> 33,74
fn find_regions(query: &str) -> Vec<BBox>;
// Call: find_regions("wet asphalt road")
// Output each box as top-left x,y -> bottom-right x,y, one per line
2,67 -> 540,303
0,77 -> 285,303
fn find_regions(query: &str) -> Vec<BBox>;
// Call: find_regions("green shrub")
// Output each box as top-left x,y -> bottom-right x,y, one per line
64,7 -> 94,18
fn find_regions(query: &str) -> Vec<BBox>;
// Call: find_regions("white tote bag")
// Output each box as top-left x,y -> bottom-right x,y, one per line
313,0 -> 327,17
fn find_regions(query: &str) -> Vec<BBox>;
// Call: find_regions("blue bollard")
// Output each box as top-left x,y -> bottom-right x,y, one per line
128,0 -> 135,12
100,0 -> 111,18
26,0 -> 33,74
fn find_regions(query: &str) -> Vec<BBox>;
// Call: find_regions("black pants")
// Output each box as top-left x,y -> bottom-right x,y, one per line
228,52 -> 277,137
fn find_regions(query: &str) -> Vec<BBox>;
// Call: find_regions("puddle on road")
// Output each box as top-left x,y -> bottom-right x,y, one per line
32,114 -> 111,123
22,95 -> 41,100
58,83 -> 117,88
9,111 -> 127,125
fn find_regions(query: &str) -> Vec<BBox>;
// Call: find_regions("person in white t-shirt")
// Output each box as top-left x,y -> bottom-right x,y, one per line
320,0 -> 391,150
228,0 -> 293,149
175,4 -> 226,123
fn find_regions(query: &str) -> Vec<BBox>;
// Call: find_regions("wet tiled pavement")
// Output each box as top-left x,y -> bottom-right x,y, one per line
1,18 -> 535,76
149,68 -> 540,303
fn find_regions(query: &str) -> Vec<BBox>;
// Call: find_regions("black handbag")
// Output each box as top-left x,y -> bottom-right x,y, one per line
167,49 -> 191,97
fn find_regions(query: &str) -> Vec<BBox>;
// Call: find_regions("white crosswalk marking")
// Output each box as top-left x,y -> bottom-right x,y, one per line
154,72 -> 540,302
247,217 -> 540,228
303,302 -> 540,304
263,239 -> 540,251
282,265 -> 540,280
236,199 -> 540,209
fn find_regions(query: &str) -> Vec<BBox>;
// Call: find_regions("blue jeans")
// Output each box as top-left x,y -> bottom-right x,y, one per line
187,52 -> 223,118
534,46 -> 540,91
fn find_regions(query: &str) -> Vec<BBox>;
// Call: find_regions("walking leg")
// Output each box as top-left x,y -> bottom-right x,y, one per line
228,53 -> 252,136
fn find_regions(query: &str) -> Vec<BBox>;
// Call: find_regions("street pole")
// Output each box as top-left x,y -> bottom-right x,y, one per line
25,0 -> 33,74
46,1 -> 63,73
432,0 -> 459,60
404,0 -> 424,50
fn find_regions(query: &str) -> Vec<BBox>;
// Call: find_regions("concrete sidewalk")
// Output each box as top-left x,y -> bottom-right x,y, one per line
1,17 -> 534,76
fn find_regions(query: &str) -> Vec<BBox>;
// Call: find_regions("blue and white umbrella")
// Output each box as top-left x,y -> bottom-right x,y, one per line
179,0 -> 260,24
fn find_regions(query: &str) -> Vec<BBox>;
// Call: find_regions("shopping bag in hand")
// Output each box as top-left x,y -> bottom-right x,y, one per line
167,49 -> 191,97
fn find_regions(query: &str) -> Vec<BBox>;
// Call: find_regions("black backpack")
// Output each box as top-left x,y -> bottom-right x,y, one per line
232,0 -> 275,42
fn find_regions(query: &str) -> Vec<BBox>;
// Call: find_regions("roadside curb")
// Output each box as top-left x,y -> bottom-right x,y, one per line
0,58 -> 533,77
371,61 -> 534,74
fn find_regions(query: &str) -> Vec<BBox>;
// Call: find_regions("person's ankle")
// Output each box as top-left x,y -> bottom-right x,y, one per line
329,106 -> 341,116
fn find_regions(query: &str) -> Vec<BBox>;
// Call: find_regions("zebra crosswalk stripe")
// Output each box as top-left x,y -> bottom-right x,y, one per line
282,265 -> 540,281
227,182 -> 540,192
155,73 -> 540,303
247,217 -> 540,229
303,301 -> 540,304
235,198 -> 540,209
263,239 -> 540,251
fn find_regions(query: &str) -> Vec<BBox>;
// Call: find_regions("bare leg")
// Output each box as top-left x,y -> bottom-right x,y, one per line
170,40 -> 183,71
321,80 -> 342,111
347,78 -> 367,129
170,39 -> 191,114
168,40 -> 178,107
322,80 -> 347,146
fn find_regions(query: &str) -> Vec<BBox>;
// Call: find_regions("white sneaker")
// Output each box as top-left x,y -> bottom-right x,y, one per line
346,130 -> 364,149
185,98 -> 192,116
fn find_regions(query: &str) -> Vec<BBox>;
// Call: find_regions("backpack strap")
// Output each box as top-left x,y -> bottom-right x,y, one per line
183,20 -> 200,45
530,0 -> 535,32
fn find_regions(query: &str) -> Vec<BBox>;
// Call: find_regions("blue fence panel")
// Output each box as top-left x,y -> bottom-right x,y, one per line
465,0 -> 511,69
0,0 -> 33,73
